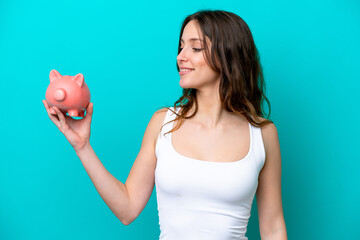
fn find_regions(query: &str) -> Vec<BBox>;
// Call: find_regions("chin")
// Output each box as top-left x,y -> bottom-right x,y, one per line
179,79 -> 193,89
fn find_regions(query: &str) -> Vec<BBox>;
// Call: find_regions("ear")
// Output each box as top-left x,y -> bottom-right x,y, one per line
72,73 -> 84,87
50,69 -> 62,82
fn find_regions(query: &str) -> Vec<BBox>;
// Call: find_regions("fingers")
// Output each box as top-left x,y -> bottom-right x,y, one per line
85,102 -> 93,122
43,100 -> 68,131
43,100 -> 91,130
53,106 -> 65,123
42,99 -> 50,110
43,100 -> 61,128
88,102 -> 93,115
43,100 -> 57,116
52,106 -> 70,133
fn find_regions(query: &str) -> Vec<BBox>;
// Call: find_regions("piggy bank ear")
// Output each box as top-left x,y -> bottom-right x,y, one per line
50,69 -> 62,82
72,73 -> 84,87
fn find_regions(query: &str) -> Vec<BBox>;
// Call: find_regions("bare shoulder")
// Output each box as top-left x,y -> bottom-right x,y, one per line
152,108 -> 168,127
147,108 -> 168,141
258,117 -> 278,135
153,108 -> 168,116
138,108 -> 169,153
258,117 -> 280,155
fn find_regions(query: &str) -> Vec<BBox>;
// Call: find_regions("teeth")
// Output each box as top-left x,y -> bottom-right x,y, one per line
180,69 -> 194,72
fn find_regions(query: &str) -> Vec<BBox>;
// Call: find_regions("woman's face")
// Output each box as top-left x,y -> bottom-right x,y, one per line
176,20 -> 220,90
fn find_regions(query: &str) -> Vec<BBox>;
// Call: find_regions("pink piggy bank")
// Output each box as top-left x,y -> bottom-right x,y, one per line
45,69 -> 90,117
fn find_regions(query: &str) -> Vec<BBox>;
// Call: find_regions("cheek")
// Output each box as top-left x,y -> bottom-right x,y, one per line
199,64 -> 218,79
194,55 -> 207,67
195,55 -> 215,75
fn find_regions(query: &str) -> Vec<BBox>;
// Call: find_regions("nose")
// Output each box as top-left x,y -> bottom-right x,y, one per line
54,88 -> 66,102
176,48 -> 187,63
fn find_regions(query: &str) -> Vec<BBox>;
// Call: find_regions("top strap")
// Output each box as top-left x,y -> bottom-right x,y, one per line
160,107 -> 179,137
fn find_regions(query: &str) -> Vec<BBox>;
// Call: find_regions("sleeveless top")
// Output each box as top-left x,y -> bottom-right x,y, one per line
154,107 -> 266,240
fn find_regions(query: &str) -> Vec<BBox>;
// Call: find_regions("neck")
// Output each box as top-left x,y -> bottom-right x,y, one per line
189,83 -> 228,129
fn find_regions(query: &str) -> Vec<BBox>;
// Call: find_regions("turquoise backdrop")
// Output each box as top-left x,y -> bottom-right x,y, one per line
0,0 -> 359,239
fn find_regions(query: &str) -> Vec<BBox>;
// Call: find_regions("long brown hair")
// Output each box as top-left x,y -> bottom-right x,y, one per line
161,10 -> 273,134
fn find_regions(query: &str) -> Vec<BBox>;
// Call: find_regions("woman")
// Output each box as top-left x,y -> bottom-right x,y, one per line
43,10 -> 287,240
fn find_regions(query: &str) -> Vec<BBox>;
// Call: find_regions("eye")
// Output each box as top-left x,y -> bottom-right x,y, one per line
193,48 -> 203,52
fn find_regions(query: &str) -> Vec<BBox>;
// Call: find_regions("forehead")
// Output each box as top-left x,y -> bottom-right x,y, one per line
181,20 -> 203,42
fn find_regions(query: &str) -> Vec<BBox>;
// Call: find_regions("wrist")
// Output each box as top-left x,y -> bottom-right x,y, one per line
75,141 -> 91,154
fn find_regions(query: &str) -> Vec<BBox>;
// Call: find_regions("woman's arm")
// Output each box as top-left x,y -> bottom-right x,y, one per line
75,109 -> 166,225
256,122 -> 287,240
43,100 -> 167,225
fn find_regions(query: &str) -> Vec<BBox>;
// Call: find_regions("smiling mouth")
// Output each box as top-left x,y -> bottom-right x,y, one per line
179,68 -> 194,72
179,69 -> 194,75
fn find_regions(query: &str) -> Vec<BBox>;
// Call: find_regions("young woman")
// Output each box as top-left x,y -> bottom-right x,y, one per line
43,10 -> 287,240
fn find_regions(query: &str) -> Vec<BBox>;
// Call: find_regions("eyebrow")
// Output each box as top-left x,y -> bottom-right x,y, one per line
180,38 -> 204,43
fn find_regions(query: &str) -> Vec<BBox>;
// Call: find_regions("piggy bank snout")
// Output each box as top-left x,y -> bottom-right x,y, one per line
53,88 -> 66,102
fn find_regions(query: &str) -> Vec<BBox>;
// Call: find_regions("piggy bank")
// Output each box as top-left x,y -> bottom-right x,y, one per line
45,69 -> 90,117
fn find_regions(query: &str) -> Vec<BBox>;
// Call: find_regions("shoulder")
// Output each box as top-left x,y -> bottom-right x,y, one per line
147,108 -> 169,138
152,108 -> 168,125
258,117 -> 278,135
140,108 -> 169,148
257,117 -> 280,156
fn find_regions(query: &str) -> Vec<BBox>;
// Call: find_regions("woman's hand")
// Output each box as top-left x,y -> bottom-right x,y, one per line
43,100 -> 94,152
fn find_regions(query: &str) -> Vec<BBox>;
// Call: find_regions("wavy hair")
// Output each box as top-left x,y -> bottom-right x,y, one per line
161,10 -> 273,134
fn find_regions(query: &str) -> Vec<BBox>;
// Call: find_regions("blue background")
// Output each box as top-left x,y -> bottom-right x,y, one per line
0,0 -> 359,239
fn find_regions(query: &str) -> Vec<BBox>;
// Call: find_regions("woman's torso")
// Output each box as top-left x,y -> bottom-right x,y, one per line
154,107 -> 266,240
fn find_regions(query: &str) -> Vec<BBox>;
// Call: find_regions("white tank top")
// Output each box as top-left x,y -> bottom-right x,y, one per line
155,107 -> 266,240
